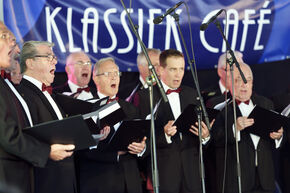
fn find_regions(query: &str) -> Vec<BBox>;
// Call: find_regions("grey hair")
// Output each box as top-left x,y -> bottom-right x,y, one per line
66,51 -> 88,66
93,57 -> 118,76
137,48 -> 161,66
217,51 -> 244,69
20,41 -> 54,72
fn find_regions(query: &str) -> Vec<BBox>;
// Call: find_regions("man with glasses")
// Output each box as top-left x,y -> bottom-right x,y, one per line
204,51 -> 244,108
17,41 -> 77,193
0,23 -> 73,193
77,57 -> 146,193
54,51 -> 96,100
212,63 -> 283,193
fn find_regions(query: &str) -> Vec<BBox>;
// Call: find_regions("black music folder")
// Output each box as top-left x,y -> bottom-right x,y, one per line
23,115 -> 96,151
109,120 -> 150,151
99,107 -> 126,129
55,93 -> 125,131
245,105 -> 289,140
173,104 -> 219,133
82,101 -> 126,133
55,93 -> 108,116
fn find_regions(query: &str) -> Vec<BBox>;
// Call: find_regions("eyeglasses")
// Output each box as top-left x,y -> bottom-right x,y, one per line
0,32 -> 16,44
234,78 -> 253,84
33,54 -> 57,62
96,71 -> 122,77
75,61 -> 92,66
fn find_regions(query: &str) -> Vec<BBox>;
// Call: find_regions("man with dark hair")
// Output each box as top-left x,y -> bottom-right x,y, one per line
135,49 -> 211,193
54,51 -> 97,99
17,40 -> 76,193
0,23 -> 72,193
212,63 -> 283,193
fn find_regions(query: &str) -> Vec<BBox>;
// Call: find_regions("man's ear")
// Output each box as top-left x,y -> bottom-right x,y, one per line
65,65 -> 70,74
25,58 -> 33,70
92,74 -> 99,85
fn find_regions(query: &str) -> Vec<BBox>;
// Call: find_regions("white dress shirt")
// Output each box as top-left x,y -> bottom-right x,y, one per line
233,100 -> 282,166
98,91 -> 145,159
4,79 -> 33,126
23,75 -> 63,120
67,80 -> 94,100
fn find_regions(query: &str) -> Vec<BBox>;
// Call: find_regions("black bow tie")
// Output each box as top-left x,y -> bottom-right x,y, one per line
1,70 -> 11,80
42,83 -> 53,95
76,87 -> 90,93
106,97 -> 119,104
236,99 -> 250,105
166,88 -> 181,95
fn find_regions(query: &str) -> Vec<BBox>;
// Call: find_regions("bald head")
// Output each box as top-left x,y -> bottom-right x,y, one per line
217,51 -> 244,90
65,51 -> 92,87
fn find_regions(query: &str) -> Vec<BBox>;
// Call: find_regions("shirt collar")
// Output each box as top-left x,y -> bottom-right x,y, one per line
97,91 -> 116,100
68,80 -> 88,93
139,76 -> 148,89
219,80 -> 228,94
23,75 -> 43,90
161,80 -> 178,92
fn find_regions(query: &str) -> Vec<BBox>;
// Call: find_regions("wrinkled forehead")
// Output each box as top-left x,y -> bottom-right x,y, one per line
99,60 -> 119,72
0,22 -> 9,34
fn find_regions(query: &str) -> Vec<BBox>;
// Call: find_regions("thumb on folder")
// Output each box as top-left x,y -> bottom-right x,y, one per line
49,144 -> 75,161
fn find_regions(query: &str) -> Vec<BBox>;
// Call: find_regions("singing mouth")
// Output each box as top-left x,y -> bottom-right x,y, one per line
82,73 -> 89,78
50,69 -> 55,75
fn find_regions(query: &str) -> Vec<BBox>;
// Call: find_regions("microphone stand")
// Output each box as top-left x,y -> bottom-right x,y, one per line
196,106 -> 206,193
213,19 -> 247,193
171,11 -> 209,193
120,1 -> 169,193
147,76 -> 160,193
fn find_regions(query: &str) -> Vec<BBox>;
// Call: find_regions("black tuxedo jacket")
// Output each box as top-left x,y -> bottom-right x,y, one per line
202,83 -> 222,104
212,93 -> 276,193
76,95 -> 143,193
17,78 -> 77,193
118,79 -> 145,103
0,78 -> 50,193
136,85 -> 204,193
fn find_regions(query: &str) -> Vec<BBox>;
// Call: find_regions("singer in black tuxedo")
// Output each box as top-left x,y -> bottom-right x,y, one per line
53,51 -> 97,99
118,48 -> 160,103
18,77 -> 77,193
76,57 -> 146,193
0,77 -> 50,193
17,41 -> 77,193
0,23 -> 51,193
134,49 -> 211,193
211,64 -> 283,193
76,95 -> 144,193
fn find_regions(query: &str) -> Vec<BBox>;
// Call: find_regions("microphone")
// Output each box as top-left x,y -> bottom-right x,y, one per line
153,1 -> 183,24
200,9 -> 223,31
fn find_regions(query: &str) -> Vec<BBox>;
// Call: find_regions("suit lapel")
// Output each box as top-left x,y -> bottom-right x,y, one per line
22,79 -> 59,120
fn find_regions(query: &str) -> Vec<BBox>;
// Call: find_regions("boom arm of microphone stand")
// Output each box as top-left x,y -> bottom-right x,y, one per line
120,0 -> 168,103
171,12 -> 211,130
214,20 -> 247,84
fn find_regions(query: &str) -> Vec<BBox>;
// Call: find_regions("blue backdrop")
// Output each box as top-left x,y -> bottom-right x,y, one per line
4,0 -> 290,71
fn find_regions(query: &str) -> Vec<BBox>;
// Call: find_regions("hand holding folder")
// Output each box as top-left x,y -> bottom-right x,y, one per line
108,120 -> 150,151
23,115 -> 96,151
245,105 -> 289,140
173,104 -> 219,134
